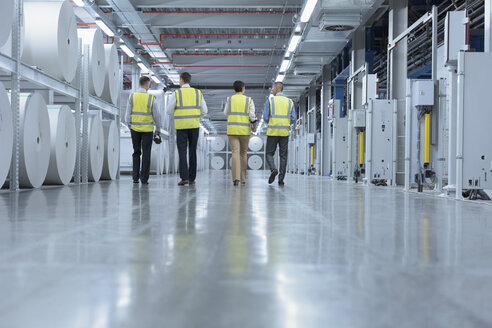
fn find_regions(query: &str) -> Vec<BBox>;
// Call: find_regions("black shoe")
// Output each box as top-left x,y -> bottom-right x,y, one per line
141,181 -> 149,185
278,179 -> 285,186
133,180 -> 139,184
268,170 -> 278,184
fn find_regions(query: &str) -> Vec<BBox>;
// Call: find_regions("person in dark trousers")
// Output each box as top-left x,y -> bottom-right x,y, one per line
167,72 -> 208,186
125,76 -> 161,184
263,82 -> 296,186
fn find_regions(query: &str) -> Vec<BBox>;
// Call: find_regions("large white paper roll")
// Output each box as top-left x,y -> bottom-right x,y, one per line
211,156 -> 225,170
248,155 -> 263,170
17,93 -> 50,188
45,105 -> 76,185
101,44 -> 119,105
23,1 -> 78,83
0,83 -> 13,187
0,0 -> 14,48
249,136 -> 263,151
78,28 -> 106,97
101,120 -> 119,180
211,136 -> 226,151
0,0 -> 23,56
88,114 -> 104,182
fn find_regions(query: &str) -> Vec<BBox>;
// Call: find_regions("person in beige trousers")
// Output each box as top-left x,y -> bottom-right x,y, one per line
224,81 -> 257,186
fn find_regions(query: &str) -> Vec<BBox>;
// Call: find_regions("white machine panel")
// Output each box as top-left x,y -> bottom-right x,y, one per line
332,101 -> 348,178
362,74 -> 378,106
458,52 -> 492,190
369,100 -> 394,181
353,109 -> 366,128
444,10 -> 466,65
412,80 -> 434,106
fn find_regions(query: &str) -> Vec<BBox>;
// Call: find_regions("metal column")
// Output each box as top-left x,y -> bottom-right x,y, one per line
388,0 -> 408,186
81,45 -> 90,184
321,65 -> 332,176
486,0 -> 492,53
9,0 -> 22,191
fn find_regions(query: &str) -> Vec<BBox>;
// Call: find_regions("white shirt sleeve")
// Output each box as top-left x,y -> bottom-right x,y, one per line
125,96 -> 132,127
166,91 -> 177,115
249,99 -> 257,123
201,96 -> 208,116
223,98 -> 229,116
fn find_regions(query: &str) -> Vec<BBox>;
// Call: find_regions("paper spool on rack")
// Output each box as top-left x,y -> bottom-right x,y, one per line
101,44 -> 119,105
211,136 -> 226,151
101,120 -> 119,180
78,28 -> 106,97
45,105 -> 76,185
248,155 -> 263,170
150,143 -> 164,175
211,156 -> 225,170
23,1 -> 78,83
0,0 -> 14,48
0,83 -> 13,187
17,93 -> 50,188
249,136 -> 263,152
88,114 -> 105,182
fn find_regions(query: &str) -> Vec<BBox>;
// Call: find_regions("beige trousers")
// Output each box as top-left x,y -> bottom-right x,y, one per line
228,135 -> 250,182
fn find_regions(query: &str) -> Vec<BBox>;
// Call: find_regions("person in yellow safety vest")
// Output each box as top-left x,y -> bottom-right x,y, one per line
125,76 -> 162,185
262,82 -> 296,186
224,80 -> 258,186
166,72 -> 208,186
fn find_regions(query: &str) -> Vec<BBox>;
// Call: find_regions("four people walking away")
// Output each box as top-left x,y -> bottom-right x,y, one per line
167,72 -> 208,186
224,81 -> 257,186
126,76 -> 161,185
263,82 -> 296,186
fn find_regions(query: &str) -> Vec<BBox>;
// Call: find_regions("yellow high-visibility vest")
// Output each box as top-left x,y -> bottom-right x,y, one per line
267,95 -> 293,137
174,87 -> 202,130
227,94 -> 251,136
129,92 -> 155,132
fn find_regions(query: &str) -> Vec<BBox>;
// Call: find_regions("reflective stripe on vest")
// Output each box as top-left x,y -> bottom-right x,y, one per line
130,92 -> 154,132
174,87 -> 202,129
267,96 -> 293,137
227,95 -> 251,136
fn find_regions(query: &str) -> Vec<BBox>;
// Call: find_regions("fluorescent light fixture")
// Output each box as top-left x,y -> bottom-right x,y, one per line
73,0 -> 85,7
151,76 -> 161,84
120,44 -> 134,58
300,0 -> 318,23
295,24 -> 302,32
285,50 -> 291,58
276,74 -> 285,82
279,59 -> 290,72
288,35 -> 302,53
137,62 -> 149,73
95,19 -> 114,37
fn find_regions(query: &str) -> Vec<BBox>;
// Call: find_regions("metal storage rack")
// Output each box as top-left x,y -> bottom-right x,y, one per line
1,0 -> 121,191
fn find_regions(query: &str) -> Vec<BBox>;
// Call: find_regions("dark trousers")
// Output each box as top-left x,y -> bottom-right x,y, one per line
176,128 -> 199,181
131,130 -> 153,183
266,136 -> 289,179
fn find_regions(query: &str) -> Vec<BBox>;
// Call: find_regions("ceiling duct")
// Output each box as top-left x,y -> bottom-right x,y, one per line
294,65 -> 322,76
319,13 -> 361,32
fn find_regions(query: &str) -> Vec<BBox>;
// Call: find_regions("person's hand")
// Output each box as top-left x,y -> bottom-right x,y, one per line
252,123 -> 257,132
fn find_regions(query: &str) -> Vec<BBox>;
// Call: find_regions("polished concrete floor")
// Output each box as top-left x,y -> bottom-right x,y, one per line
1,170 -> 492,327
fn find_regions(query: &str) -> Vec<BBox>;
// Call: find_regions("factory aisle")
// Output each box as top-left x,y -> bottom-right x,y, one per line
1,171 -> 492,327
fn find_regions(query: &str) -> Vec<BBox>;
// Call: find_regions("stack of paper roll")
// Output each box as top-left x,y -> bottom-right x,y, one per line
45,105 -> 76,185
0,0 -> 16,52
78,28 -> 106,97
0,83 -> 13,187
18,93 -> 51,188
88,114 -> 105,182
22,1 -> 78,83
101,44 -> 119,105
101,120 -> 119,180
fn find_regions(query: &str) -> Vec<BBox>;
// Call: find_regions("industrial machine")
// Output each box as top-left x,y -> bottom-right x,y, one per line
365,99 -> 396,186
405,79 -> 436,192
329,99 -> 348,179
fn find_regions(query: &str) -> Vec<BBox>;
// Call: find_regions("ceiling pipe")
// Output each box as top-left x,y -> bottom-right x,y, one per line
142,10 -> 298,14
